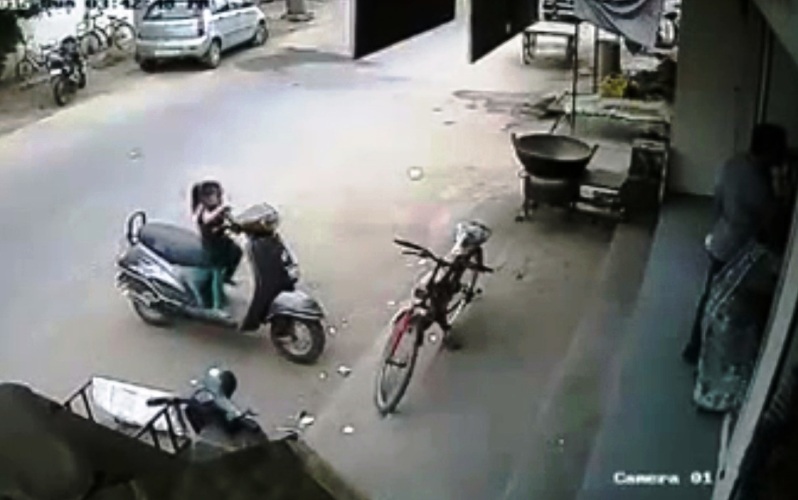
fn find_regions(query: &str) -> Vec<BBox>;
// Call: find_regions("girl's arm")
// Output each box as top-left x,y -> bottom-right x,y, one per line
200,205 -> 229,225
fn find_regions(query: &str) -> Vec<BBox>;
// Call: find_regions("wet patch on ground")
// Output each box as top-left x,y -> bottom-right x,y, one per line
452,90 -> 562,123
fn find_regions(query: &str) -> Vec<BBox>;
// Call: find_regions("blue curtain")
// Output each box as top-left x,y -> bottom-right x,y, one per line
574,0 -> 664,47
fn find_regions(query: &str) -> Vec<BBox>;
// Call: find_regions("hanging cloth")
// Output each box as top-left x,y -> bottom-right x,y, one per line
574,0 -> 665,47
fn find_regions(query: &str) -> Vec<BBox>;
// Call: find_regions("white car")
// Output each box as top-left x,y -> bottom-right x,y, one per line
135,0 -> 268,71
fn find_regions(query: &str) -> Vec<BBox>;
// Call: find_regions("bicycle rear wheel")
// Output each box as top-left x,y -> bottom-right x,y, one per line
374,309 -> 420,415
112,22 -> 136,53
78,31 -> 103,57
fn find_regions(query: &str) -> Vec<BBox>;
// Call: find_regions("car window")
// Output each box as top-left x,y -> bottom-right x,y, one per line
144,0 -> 207,20
212,0 -> 230,13
228,0 -> 244,9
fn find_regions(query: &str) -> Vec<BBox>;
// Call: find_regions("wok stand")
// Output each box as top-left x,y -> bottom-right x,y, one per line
514,144 -> 628,222
516,170 -> 581,221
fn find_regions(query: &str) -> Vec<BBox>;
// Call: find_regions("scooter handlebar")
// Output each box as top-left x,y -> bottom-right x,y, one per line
221,211 -> 242,233
146,397 -> 187,407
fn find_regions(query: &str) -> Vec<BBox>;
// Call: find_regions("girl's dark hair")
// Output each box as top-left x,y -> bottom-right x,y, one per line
190,181 -> 222,213
751,123 -> 788,159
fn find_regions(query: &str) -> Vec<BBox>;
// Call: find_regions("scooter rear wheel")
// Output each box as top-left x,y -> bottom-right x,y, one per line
132,300 -> 173,327
270,317 -> 325,365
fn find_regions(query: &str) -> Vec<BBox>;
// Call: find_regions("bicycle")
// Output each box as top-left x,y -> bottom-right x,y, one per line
374,221 -> 494,416
76,8 -> 137,56
15,37 -> 59,82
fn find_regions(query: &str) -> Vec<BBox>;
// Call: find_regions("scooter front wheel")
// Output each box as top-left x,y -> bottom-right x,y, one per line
131,300 -> 173,327
53,77 -> 76,107
270,317 -> 325,365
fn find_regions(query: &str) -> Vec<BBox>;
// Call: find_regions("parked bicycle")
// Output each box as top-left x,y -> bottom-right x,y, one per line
76,8 -> 137,56
374,221 -> 494,415
15,36 -> 59,82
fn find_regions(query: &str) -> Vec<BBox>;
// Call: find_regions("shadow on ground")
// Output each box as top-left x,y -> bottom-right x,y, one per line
236,47 -> 369,72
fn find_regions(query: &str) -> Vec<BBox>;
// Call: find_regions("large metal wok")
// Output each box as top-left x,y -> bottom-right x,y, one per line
512,133 -> 599,179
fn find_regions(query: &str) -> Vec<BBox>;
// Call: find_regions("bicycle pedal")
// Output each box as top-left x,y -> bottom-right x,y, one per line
387,358 -> 408,369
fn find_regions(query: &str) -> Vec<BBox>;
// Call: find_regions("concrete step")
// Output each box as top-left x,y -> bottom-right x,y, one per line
577,194 -> 720,500
502,215 -> 656,499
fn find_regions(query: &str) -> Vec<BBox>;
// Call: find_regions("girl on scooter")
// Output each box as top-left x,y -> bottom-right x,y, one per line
190,180 -> 242,286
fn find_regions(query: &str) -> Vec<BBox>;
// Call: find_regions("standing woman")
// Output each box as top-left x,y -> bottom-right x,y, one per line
190,181 -> 243,289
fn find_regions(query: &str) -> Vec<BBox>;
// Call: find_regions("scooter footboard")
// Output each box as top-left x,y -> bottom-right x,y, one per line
267,290 -> 325,321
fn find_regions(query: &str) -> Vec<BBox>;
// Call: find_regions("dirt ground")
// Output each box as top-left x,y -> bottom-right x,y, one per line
0,0 -> 332,137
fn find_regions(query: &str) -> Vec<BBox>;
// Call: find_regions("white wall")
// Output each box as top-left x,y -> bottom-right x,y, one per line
1,4 -> 134,80
669,0 -> 764,195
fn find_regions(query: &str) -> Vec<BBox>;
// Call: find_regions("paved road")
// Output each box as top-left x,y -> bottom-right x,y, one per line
0,5 -> 615,498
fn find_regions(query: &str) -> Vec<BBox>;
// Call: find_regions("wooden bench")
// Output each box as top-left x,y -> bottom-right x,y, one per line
522,21 -> 578,65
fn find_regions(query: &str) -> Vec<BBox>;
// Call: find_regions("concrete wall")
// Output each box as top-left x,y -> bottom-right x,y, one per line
1,5 -> 134,81
670,0 -> 764,195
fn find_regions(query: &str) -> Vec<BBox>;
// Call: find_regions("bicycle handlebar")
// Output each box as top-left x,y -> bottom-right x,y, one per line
394,237 -> 494,274
393,238 -> 428,253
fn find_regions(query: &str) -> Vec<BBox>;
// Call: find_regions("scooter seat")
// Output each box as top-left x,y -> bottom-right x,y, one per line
139,222 -> 213,268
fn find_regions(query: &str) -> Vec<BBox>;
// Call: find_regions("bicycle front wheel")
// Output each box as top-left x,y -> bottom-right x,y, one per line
445,249 -> 483,327
112,22 -> 136,52
374,309 -> 420,415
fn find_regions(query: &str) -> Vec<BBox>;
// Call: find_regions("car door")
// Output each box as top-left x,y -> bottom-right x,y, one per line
211,0 -> 237,49
233,0 -> 259,44
227,0 -> 250,46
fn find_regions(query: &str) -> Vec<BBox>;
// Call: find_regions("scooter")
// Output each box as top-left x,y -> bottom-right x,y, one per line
49,36 -> 87,107
115,203 -> 327,365
656,4 -> 680,50
90,366 -> 267,459
624,1 -> 680,54
146,366 -> 267,457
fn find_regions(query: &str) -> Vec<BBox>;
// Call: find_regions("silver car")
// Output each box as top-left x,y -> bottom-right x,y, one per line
135,0 -> 268,71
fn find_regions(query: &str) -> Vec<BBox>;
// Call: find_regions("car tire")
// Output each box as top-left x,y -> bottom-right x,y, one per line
139,59 -> 157,73
203,40 -> 222,69
251,22 -> 269,47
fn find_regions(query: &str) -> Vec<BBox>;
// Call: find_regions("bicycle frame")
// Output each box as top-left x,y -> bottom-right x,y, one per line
388,254 -> 471,356
77,10 -> 108,35
21,40 -> 54,67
